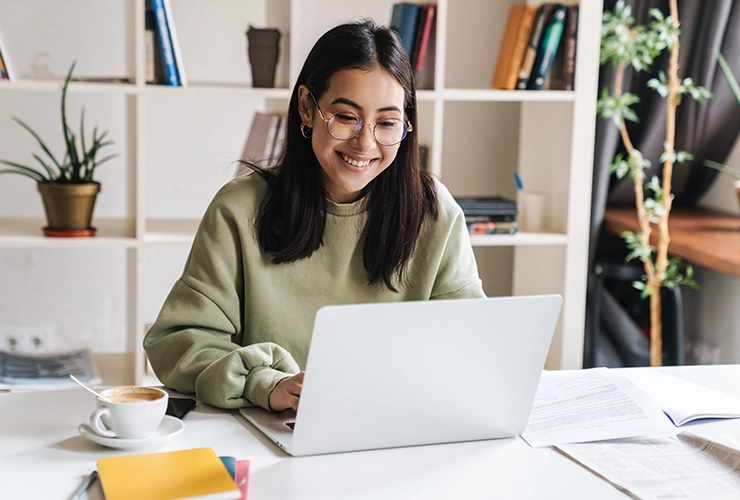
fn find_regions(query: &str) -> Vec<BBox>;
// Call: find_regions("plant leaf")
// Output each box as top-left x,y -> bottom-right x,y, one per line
0,159 -> 47,181
9,116 -> 62,174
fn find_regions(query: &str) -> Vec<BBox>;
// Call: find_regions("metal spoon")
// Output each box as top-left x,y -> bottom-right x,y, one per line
69,374 -> 112,403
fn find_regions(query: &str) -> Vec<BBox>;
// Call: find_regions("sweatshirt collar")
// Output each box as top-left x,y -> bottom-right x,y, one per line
325,196 -> 369,216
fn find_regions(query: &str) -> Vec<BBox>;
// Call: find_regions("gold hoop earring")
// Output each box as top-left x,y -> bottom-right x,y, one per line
300,123 -> 313,139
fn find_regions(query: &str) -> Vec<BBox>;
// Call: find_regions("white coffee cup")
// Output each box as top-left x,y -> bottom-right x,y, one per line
519,191 -> 546,232
87,386 -> 168,439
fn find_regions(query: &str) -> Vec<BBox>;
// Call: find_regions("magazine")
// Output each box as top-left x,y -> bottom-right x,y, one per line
0,349 -> 102,391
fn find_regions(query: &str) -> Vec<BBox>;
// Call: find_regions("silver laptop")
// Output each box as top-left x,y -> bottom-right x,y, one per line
239,295 -> 562,456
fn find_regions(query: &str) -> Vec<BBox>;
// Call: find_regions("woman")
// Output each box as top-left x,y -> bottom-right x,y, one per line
144,20 -> 485,412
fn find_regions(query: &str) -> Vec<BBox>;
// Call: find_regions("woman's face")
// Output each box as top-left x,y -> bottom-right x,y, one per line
298,67 -> 407,204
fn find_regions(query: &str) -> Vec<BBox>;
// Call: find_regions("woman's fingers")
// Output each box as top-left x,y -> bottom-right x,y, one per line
269,371 -> 305,411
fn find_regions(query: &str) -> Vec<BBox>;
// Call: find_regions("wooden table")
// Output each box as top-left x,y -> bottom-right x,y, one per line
603,207 -> 740,278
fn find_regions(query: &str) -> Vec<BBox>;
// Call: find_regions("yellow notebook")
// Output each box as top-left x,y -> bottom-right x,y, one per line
97,447 -> 241,500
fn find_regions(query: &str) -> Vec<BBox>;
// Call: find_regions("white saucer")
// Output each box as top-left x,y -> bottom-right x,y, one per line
78,415 -> 185,450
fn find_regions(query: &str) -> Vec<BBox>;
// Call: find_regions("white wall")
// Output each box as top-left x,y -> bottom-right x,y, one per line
0,0 -> 266,352
684,138 -> 740,364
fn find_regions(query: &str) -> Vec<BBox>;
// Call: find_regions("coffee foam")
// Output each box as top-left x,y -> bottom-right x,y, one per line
104,387 -> 164,404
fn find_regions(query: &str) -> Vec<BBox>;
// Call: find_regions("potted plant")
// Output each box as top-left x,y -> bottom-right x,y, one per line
0,62 -> 118,237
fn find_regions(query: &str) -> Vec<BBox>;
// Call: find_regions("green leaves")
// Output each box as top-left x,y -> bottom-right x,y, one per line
647,72 -> 712,102
597,88 -> 640,126
660,146 -> 695,164
609,152 -> 650,180
601,0 -> 678,73
621,230 -> 653,264
0,61 -> 118,184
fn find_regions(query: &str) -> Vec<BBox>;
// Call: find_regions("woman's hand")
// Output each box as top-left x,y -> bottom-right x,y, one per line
269,371 -> 305,411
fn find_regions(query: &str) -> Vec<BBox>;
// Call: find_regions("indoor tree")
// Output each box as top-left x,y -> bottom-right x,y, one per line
597,0 -> 709,366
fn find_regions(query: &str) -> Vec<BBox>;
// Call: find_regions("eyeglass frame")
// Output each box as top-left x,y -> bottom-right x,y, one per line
307,91 -> 413,146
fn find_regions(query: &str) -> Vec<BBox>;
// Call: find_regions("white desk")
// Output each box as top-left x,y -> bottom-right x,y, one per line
3,365 -> 740,500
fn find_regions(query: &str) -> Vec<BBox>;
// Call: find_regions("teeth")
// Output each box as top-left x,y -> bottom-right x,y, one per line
341,153 -> 371,167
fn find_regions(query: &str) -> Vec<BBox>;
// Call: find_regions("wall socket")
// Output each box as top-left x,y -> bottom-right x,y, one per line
0,327 -> 53,353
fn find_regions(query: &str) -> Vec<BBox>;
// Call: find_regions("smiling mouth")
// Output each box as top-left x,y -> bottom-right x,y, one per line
340,152 -> 373,168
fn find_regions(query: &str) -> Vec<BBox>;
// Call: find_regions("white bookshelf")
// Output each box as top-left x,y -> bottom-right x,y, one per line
0,0 -> 601,384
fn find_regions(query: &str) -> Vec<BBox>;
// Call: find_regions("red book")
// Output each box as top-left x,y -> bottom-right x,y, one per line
412,3 -> 436,77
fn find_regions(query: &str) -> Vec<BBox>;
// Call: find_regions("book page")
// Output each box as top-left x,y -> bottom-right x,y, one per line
556,432 -> 740,500
522,368 -> 676,448
621,370 -> 740,426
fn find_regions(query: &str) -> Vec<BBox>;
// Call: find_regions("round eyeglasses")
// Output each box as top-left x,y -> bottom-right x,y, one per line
309,92 -> 412,146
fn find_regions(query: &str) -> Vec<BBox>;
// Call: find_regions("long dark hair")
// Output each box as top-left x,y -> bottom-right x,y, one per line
251,20 -> 438,291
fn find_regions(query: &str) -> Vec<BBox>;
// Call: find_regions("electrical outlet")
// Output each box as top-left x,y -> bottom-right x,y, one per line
0,327 -> 53,353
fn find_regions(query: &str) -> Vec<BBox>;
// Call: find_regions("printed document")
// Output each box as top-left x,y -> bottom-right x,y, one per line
556,432 -> 740,500
522,368 -> 676,448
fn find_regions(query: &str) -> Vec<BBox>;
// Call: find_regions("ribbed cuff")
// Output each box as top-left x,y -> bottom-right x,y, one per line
242,366 -> 292,411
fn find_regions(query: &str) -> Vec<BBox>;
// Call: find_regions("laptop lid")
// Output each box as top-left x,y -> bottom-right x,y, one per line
240,295 -> 562,456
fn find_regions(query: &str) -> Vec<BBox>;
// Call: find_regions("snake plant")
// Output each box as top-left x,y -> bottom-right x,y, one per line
0,61 -> 118,183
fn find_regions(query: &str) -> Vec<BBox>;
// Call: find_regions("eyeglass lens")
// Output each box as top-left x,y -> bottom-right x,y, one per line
327,113 -> 408,146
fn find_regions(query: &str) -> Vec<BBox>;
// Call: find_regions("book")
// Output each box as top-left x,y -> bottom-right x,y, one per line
467,220 -> 518,235
150,0 -> 180,86
0,348 -> 102,391
0,31 -> 13,80
268,115 -> 287,166
526,4 -> 567,90
515,4 -> 553,90
491,4 -> 538,90
162,0 -> 187,86
455,196 -> 518,217
390,2 -> 419,60
145,3 -> 156,83
562,5 -> 579,90
97,447 -> 241,500
523,368 -> 740,448
410,3 -> 436,83
236,112 -> 285,176
622,370 -> 740,427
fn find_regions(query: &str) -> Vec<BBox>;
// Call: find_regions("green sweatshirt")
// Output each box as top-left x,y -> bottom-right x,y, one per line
144,173 -> 485,410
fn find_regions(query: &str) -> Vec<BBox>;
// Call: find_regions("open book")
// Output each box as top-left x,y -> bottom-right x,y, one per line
522,368 -> 740,448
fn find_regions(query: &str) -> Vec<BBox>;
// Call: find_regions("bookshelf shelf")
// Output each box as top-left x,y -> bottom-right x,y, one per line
0,0 -> 601,384
0,218 -> 136,247
469,232 -> 568,247
441,88 -> 576,102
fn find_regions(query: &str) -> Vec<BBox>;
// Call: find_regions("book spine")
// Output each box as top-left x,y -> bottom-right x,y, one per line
144,4 -> 156,83
391,2 -> 419,60
516,4 -> 552,90
527,4 -> 567,90
467,221 -> 518,235
0,32 -> 13,81
562,5 -> 579,91
413,4 -> 436,78
492,5 -> 530,90
151,0 -> 180,86
162,0 -> 187,86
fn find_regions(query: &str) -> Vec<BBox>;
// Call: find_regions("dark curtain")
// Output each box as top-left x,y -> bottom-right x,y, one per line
586,0 -> 740,367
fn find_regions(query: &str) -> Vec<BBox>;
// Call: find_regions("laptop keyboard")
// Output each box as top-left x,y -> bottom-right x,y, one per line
285,422 -> 295,430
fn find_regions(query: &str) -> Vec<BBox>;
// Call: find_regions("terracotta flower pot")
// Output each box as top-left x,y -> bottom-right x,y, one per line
37,182 -> 101,236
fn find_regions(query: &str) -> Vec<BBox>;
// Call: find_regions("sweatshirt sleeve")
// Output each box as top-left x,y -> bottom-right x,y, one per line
143,188 -> 299,410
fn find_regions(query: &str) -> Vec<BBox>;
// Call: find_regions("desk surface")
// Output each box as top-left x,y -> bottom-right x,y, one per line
3,365 -> 740,500
603,207 -> 740,278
